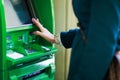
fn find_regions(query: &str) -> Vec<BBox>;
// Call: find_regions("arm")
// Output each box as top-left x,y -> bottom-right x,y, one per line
32,18 -> 77,48
60,29 -> 78,48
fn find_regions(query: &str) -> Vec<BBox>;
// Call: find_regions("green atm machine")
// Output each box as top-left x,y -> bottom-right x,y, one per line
0,0 -> 57,80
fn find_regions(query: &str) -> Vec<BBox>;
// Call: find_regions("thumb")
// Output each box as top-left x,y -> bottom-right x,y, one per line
33,31 -> 42,36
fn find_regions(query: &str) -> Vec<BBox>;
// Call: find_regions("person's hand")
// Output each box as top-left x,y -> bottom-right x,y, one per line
32,18 -> 55,43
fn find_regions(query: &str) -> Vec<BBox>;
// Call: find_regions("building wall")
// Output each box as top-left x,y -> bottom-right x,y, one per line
53,0 -> 77,80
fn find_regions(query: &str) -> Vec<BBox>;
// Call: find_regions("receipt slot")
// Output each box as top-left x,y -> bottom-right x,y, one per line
0,0 -> 57,80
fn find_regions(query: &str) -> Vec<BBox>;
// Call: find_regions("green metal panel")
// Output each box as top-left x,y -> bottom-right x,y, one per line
32,0 -> 55,46
32,0 -> 55,33
0,0 -> 7,69
0,0 -> 7,79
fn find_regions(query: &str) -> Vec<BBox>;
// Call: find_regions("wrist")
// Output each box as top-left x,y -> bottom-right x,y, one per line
54,35 -> 60,44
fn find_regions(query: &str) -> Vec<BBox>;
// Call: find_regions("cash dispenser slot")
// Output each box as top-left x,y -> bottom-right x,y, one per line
22,68 -> 46,79
9,58 -> 55,80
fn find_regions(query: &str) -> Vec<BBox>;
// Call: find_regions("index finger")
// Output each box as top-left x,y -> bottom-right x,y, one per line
32,18 -> 44,29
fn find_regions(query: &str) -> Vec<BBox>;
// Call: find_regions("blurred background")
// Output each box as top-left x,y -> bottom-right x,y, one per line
53,0 -> 77,80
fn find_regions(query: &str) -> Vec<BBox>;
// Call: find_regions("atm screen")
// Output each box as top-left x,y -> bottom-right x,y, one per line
4,0 -> 32,28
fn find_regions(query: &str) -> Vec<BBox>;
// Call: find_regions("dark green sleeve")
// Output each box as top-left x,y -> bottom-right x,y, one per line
60,29 -> 78,48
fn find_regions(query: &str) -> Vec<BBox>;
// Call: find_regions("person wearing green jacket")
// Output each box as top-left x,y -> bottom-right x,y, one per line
32,0 -> 120,80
